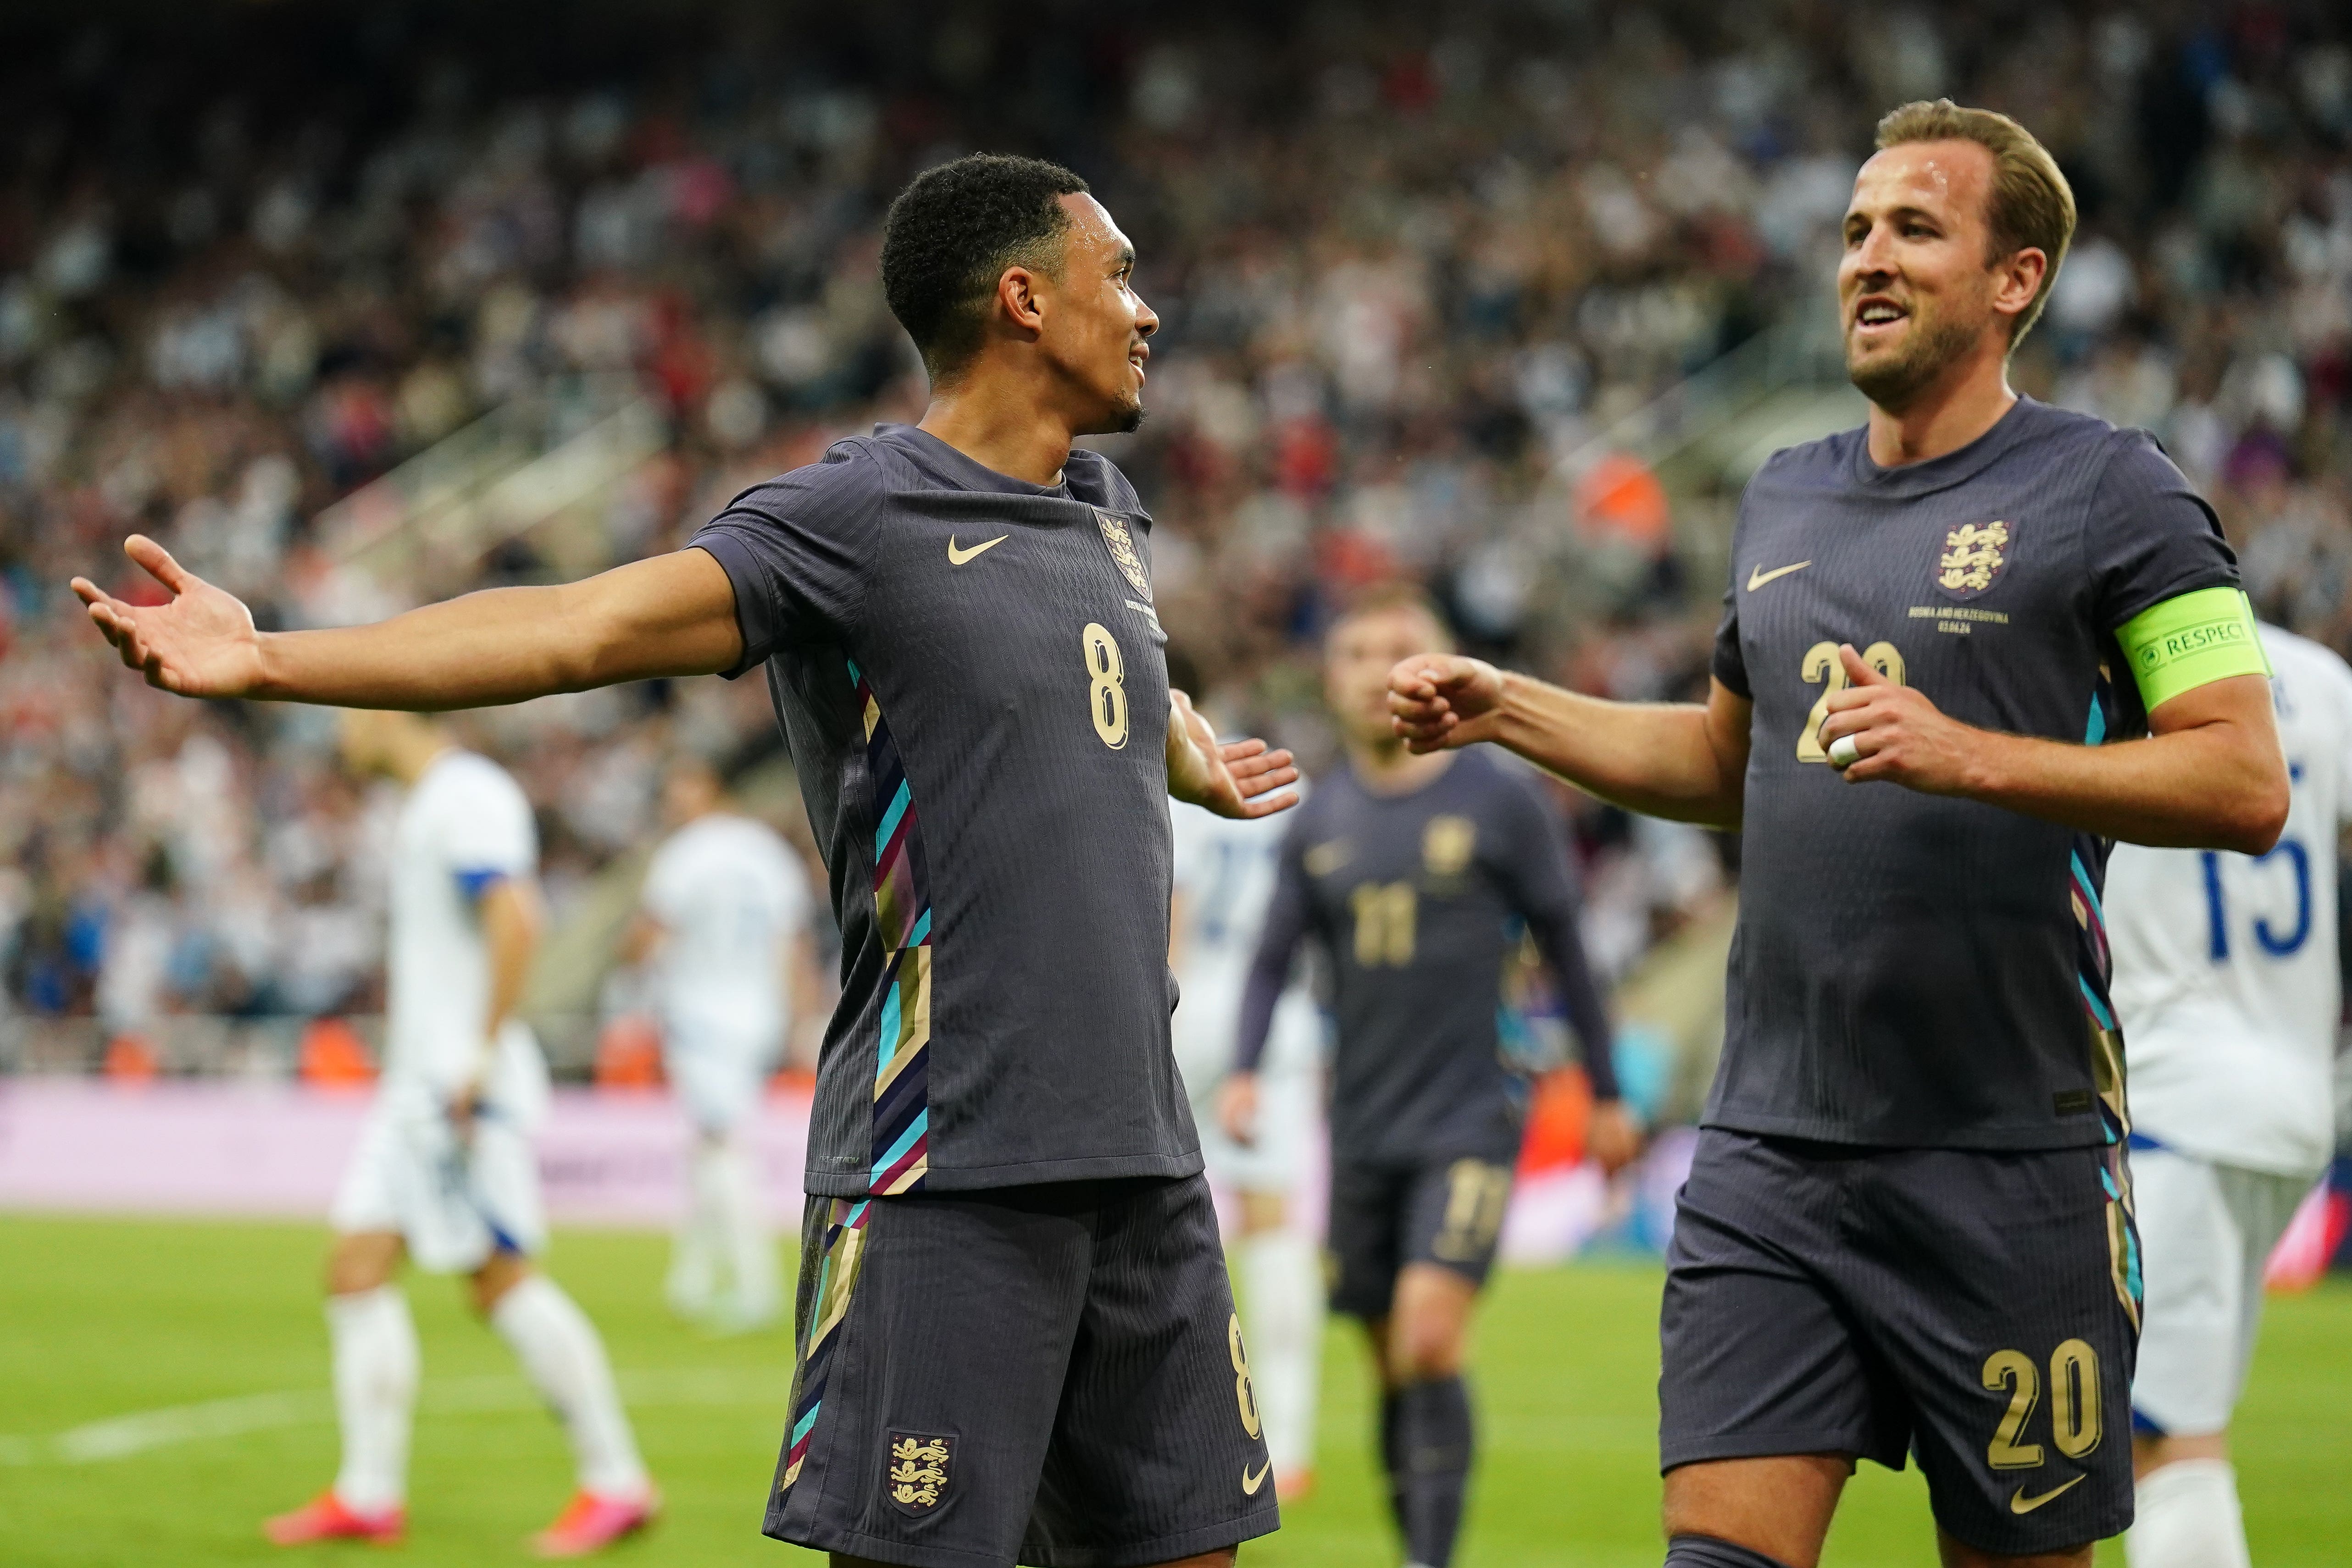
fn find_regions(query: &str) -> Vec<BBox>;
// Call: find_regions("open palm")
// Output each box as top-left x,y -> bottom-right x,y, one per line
1167,689 -> 1299,820
70,536 -> 267,699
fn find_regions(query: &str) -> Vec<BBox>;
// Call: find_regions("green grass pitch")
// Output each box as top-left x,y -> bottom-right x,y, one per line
2,1215 -> 2346,1567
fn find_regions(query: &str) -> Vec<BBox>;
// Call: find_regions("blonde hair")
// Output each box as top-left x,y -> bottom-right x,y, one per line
1875,99 -> 2077,345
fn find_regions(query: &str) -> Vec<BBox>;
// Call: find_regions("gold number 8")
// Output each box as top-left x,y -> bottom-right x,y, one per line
1229,1313 -> 1263,1439
1082,622 -> 1128,749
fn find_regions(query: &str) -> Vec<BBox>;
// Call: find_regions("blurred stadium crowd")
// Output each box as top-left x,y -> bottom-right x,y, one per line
3,1 -> 2350,1088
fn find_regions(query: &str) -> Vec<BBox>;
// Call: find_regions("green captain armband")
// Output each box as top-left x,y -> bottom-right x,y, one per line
2117,587 -> 2270,711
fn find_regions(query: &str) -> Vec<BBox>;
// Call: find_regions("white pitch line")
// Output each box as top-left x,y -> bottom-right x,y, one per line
0,1368 -> 788,1466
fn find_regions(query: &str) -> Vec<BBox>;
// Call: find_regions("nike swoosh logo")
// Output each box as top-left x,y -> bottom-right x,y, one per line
947,534 -> 1008,565
2010,1476 -> 2085,1514
1242,1460 -> 1271,1496
1747,560 -> 1813,590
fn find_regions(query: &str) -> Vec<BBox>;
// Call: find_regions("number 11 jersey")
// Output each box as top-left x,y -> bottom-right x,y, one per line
693,423 -> 1191,1197
1709,397 -> 2241,1152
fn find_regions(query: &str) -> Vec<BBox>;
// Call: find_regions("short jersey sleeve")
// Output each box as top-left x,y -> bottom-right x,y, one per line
1711,577 -> 1748,698
2085,430 -> 2238,633
688,441 -> 886,677
441,762 -> 537,891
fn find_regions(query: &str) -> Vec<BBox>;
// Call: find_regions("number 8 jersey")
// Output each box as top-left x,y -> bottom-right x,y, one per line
1709,397 -> 2243,1151
2107,625 -> 2352,1180
693,423 -> 1190,1197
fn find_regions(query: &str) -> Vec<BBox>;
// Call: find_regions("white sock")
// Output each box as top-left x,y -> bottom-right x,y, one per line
327,1285 -> 417,1513
706,1137 -> 780,1325
2128,1457 -> 2251,1568
666,1147 -> 720,1319
1241,1226 -> 1324,1476
491,1274 -> 649,1497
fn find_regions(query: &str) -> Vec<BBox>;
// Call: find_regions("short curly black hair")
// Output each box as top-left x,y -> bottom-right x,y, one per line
882,153 -> 1091,381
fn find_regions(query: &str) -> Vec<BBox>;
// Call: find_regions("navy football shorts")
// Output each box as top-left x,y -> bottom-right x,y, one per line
765,1174 -> 1281,1568
1659,1129 -> 2142,1556
1326,1153 -> 1517,1320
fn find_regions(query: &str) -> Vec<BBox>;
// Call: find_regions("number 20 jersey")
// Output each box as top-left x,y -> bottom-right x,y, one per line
693,423 -> 1193,1197
2106,626 -> 2352,1178
1710,398 -> 2241,1151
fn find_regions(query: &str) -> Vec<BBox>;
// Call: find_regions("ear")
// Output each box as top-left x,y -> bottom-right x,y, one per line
996,265 -> 1047,338
1992,246 -> 2048,327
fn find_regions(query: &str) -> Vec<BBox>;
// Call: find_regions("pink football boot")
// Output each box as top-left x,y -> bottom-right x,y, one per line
263,1491 -> 405,1546
530,1488 -> 660,1557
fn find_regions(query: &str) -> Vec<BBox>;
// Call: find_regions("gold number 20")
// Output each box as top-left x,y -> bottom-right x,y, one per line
1982,1339 -> 2102,1470
1082,622 -> 1129,749
1797,639 -> 1908,762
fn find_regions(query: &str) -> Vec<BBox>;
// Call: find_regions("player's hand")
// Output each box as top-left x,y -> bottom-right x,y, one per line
71,536 -> 267,698
1586,1100 -> 1643,1176
448,1074 -> 487,1144
1215,1071 -> 1261,1146
1167,690 -> 1300,820
1388,654 -> 1506,753
1816,644 -> 1977,794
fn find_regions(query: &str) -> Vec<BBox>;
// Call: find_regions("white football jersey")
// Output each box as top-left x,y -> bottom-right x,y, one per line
1170,797 -> 1321,1089
384,750 -> 544,1116
640,811 -> 810,1051
2107,626 -> 2352,1177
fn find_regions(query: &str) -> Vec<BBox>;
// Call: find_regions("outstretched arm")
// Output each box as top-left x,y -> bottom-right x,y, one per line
72,535 -> 743,709
1389,655 -> 1752,829
1166,689 -> 1299,820
1816,646 -> 2286,853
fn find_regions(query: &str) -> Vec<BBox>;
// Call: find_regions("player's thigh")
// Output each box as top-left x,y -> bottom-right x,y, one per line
1385,1262 -> 1478,1381
1326,1160 -> 1410,1322
1030,1175 -> 1280,1566
2128,1148 -> 2240,1438
325,1230 -> 405,1295
1659,1133 -> 1904,1483
1841,1144 -> 2134,1560
764,1187 -> 1093,1566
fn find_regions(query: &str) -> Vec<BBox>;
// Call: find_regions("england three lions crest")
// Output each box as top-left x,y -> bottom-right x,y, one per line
1096,510 -> 1154,602
1936,521 -> 2011,599
886,1431 -> 954,1515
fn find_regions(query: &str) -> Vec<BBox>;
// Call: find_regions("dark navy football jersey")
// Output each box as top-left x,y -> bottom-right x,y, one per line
1237,745 -> 1614,1165
1709,397 -> 2241,1151
693,424 -> 1195,1196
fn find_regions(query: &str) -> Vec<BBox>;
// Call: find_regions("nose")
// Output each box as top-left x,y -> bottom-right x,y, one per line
1847,219 -> 1897,284
1133,293 -> 1160,338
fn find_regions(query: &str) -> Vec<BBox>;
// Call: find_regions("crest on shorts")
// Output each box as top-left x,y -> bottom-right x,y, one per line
1422,815 -> 1477,877
1936,521 -> 2011,599
1096,510 -> 1154,602
886,1431 -> 954,1515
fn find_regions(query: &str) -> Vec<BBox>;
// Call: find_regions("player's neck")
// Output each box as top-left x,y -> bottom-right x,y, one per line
1864,343 -> 2018,469
1346,737 -> 1453,796
390,737 -> 456,787
917,377 -> 1076,488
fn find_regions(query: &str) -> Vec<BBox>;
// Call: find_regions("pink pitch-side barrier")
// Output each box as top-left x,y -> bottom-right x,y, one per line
0,1079 -> 812,1227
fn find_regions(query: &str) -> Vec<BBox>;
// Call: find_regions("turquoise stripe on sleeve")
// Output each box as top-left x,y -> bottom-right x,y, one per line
875,780 -> 910,859
870,1111 -> 928,1181
2079,976 -> 2115,1031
